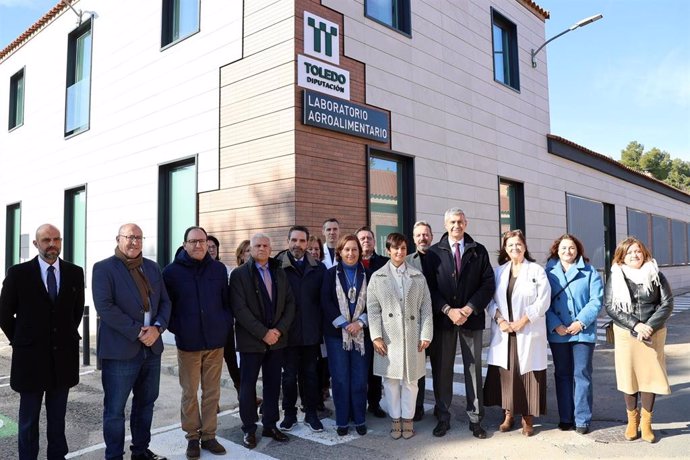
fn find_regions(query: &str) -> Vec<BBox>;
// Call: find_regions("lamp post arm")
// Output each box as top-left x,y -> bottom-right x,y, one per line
531,28 -> 571,68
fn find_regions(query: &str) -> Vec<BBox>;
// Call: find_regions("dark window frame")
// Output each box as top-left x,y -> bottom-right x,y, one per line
490,7 -> 520,92
5,202 -> 21,272
157,157 -> 197,267
64,185 -> 87,265
366,146 -> 415,254
64,18 -> 93,138
8,67 -> 25,131
364,0 -> 412,37
161,0 -> 201,50
498,178 -> 525,239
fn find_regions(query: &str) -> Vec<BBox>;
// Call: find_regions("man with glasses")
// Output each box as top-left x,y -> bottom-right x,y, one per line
0,224 -> 84,460
162,226 -> 231,459
92,223 -> 171,460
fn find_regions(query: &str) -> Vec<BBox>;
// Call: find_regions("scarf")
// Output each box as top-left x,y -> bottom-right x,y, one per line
335,267 -> 367,356
609,259 -> 660,314
114,247 -> 153,312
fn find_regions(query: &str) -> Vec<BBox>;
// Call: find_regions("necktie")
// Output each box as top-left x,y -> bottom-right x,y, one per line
47,265 -> 58,302
261,266 -> 273,301
454,242 -> 462,275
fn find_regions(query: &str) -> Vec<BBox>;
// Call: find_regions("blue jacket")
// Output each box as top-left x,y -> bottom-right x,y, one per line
162,249 -> 231,352
92,255 -> 171,360
545,256 -> 603,343
277,250 -> 326,346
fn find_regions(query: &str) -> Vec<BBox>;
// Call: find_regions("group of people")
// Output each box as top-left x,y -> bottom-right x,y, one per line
0,208 -> 674,460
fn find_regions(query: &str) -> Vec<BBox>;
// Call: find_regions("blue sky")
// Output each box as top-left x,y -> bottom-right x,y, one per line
2,0 -> 689,162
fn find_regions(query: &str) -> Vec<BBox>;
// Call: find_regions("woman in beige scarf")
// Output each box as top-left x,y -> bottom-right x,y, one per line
605,237 -> 674,443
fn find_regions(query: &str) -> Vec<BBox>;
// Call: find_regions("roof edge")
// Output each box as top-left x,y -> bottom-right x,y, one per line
547,134 -> 690,204
516,0 -> 550,21
0,0 -> 69,62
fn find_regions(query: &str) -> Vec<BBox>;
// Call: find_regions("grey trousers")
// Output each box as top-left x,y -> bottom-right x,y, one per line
430,326 -> 484,424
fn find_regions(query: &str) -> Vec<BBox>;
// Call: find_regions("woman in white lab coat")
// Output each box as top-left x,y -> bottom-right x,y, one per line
484,230 -> 551,436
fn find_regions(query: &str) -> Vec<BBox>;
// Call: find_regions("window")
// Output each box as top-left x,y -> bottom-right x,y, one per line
626,208 -> 651,248
5,203 -> 21,272
652,215 -> 671,266
65,19 -> 92,137
8,68 -> 25,130
158,159 -> 197,266
566,194 -> 615,270
498,179 -> 525,237
367,149 -> 414,255
491,8 -> 519,91
671,220 -> 687,265
365,0 -> 411,35
161,0 -> 200,48
64,186 -> 87,267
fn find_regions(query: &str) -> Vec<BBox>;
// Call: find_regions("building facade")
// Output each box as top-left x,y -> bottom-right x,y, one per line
2,0 -> 688,331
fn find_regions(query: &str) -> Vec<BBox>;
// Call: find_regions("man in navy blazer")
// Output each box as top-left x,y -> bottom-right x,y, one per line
92,223 -> 171,460
0,223 -> 84,460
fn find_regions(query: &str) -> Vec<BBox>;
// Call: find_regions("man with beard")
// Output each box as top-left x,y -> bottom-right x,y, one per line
1,224 -> 85,460
277,226 -> 326,432
92,223 -> 171,460
405,221 -> 435,421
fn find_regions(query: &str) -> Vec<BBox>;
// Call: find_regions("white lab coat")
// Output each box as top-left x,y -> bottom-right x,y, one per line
486,260 -> 551,374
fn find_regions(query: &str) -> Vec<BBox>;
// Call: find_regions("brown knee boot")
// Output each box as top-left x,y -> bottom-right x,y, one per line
625,408 -> 640,440
521,415 -> 534,437
640,408 -> 655,443
499,410 -> 514,432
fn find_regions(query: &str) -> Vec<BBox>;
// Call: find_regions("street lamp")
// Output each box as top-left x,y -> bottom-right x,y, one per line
531,13 -> 603,68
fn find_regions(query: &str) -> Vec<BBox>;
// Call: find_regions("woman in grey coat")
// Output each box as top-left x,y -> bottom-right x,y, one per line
368,233 -> 433,440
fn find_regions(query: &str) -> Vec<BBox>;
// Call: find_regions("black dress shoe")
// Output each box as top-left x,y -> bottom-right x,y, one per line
575,426 -> 589,435
243,432 -> 257,449
469,422 -> 487,439
368,405 -> 386,418
433,421 -> 450,437
131,449 -> 167,460
262,427 -> 289,442
336,426 -> 349,436
413,406 -> 424,422
558,422 -> 575,431
356,424 -> 367,435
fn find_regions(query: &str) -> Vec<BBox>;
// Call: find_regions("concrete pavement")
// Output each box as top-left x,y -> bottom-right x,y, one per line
1,293 -> 689,459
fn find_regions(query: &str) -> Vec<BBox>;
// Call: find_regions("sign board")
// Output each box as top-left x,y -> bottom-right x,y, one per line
297,55 -> 350,100
304,11 -> 339,65
303,90 -> 389,143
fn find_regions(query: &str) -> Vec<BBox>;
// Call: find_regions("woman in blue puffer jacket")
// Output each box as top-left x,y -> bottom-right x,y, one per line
545,234 -> 603,435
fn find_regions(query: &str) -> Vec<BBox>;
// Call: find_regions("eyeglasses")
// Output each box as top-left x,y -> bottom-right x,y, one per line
186,239 -> 208,246
119,235 -> 145,243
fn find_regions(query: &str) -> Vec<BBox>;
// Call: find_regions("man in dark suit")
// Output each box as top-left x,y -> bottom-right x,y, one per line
92,223 -> 171,460
427,208 -> 495,439
355,226 -> 389,418
0,223 -> 85,460
405,220 -> 435,421
230,233 -> 295,449
276,226 -> 326,432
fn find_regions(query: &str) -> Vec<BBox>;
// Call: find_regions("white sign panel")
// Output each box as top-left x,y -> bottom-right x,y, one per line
304,11 -> 339,65
297,54 -> 350,100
